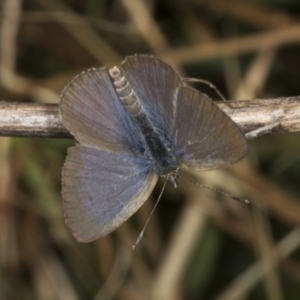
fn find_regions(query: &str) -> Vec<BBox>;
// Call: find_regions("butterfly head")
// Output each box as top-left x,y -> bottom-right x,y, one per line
160,166 -> 180,189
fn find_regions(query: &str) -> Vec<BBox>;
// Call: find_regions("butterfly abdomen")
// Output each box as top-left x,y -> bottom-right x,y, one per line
109,66 -> 142,117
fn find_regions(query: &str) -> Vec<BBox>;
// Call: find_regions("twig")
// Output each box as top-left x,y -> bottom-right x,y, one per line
162,25 -> 300,65
120,0 -> 169,53
193,0 -> 298,29
1,97 -> 300,138
215,228 -> 300,300
0,102 -> 68,138
0,0 -> 21,73
36,0 -> 121,65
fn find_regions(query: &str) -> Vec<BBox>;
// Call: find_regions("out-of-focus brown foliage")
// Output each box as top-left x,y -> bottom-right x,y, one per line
1,0 -> 300,299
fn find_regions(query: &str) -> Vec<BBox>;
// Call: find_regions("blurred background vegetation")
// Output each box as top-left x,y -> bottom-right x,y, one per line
1,0 -> 300,299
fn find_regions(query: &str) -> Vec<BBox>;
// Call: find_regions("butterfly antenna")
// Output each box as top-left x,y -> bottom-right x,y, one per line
184,78 -> 233,108
179,174 -> 249,204
132,179 -> 168,250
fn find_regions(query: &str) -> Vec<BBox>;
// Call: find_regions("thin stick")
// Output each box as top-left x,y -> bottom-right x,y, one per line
162,25 -> 300,66
1,97 -> 300,138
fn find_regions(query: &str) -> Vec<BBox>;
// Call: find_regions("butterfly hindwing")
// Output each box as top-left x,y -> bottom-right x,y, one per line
62,146 -> 158,242
171,87 -> 248,171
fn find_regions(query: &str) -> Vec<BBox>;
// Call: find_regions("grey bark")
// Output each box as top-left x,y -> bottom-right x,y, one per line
0,97 -> 300,138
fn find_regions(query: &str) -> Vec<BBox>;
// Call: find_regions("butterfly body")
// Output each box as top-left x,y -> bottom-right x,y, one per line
109,65 -> 179,176
60,55 -> 248,242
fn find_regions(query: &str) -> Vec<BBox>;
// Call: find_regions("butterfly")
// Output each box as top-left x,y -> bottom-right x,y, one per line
60,55 -> 248,242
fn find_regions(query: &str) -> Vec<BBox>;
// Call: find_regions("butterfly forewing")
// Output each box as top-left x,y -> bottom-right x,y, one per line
60,68 -> 144,154
122,55 -> 184,142
62,146 -> 158,242
172,87 -> 248,171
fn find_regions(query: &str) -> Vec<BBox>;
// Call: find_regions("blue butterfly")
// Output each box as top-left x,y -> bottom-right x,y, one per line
60,55 -> 248,242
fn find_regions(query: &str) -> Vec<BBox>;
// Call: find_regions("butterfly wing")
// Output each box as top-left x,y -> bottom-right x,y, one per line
62,145 -> 158,242
172,87 -> 248,171
60,68 -> 144,154
121,55 -> 184,142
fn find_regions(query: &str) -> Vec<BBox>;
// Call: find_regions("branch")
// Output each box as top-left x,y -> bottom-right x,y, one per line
0,102 -> 69,138
0,97 -> 300,138
162,25 -> 300,65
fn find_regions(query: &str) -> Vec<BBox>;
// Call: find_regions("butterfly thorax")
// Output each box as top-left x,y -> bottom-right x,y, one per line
109,66 -> 179,175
